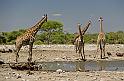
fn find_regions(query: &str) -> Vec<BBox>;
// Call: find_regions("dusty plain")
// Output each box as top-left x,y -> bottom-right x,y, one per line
0,44 -> 124,81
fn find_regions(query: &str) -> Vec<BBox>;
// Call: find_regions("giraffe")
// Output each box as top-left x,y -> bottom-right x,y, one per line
74,23 -> 82,53
74,20 -> 91,60
96,16 -> 106,59
15,14 -> 47,63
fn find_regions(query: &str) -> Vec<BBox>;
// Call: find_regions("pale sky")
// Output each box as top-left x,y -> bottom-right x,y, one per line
0,0 -> 124,33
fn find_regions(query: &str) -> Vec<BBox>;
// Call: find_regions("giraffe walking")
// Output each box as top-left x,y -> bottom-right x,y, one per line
15,14 -> 47,63
96,17 -> 106,59
74,21 -> 91,60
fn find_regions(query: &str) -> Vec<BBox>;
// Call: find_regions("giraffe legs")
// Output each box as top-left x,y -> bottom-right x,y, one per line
79,46 -> 83,60
100,49 -> 102,59
100,41 -> 106,59
15,45 -> 22,62
74,39 -> 79,53
75,44 -> 78,53
15,50 -> 19,62
28,42 -> 33,63
100,42 -> 103,59
96,39 -> 100,58
78,42 -> 86,61
15,41 -> 33,63
100,48 -> 105,59
103,43 -> 105,58
82,42 -> 86,60
96,39 -> 106,59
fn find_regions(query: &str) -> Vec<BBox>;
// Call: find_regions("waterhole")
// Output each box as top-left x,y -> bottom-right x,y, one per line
35,60 -> 124,72
8,60 -> 124,72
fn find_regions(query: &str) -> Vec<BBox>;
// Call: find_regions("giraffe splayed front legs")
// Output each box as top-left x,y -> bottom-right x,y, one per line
74,21 -> 91,61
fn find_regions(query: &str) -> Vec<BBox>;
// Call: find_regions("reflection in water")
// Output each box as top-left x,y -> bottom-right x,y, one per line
97,60 -> 106,71
75,61 -> 85,71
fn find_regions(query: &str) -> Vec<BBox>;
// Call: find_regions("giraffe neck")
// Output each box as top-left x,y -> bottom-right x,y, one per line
100,20 -> 103,32
99,17 -> 103,33
81,20 -> 91,35
27,15 -> 47,36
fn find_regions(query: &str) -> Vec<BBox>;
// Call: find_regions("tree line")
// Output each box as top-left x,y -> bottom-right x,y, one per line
0,20 -> 124,45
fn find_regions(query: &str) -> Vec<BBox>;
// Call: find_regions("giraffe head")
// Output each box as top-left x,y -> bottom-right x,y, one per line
77,23 -> 82,28
42,14 -> 48,22
45,14 -> 48,22
99,16 -> 103,21
88,20 -> 91,24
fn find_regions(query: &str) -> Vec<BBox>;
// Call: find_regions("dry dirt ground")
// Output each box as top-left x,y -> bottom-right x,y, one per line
0,44 -> 124,81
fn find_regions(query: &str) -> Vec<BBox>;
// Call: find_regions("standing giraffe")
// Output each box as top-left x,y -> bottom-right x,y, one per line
15,14 -> 47,63
96,17 -> 106,59
74,21 -> 91,60
74,23 -> 82,53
